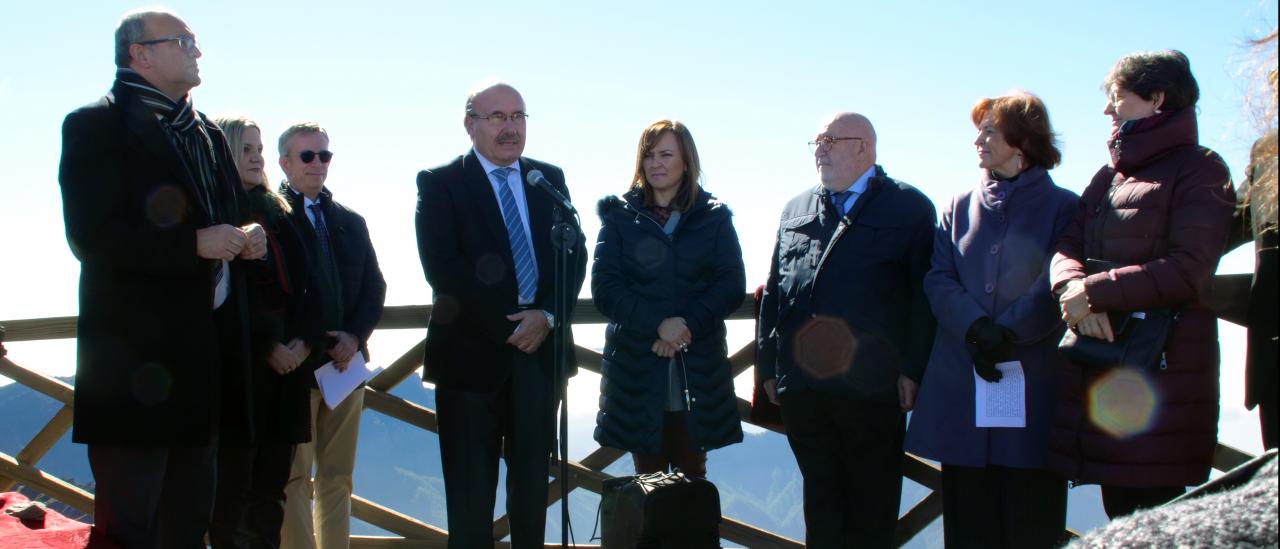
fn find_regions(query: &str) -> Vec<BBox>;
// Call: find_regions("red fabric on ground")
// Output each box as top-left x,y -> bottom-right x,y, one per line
0,492 -> 90,549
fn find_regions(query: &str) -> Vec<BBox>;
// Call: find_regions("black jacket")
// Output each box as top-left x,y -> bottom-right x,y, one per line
235,186 -> 312,444
281,185 -> 387,373
757,167 -> 937,405
416,152 -> 588,390
592,189 -> 746,455
59,84 -> 252,445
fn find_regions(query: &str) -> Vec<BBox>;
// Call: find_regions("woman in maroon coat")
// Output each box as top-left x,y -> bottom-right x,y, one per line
1050,50 -> 1235,519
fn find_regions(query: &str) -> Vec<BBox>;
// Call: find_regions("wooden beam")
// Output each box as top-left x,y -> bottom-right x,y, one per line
722,515 -> 805,549
374,305 -> 432,331
0,356 -> 74,404
17,404 -> 74,465
362,387 -> 438,434
351,494 -> 447,540
0,450 -> 94,515
575,345 -> 604,375
728,340 -> 755,377
367,338 -> 426,392
350,537 -> 443,549
894,491 -> 943,547
902,453 -> 942,491
0,316 -> 77,342
1213,442 -> 1255,472
0,404 -> 74,491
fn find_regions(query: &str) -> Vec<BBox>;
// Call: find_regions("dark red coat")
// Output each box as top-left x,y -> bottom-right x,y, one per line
1049,107 -> 1235,487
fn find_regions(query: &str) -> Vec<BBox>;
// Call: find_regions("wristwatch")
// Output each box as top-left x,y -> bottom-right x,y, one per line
542,310 -> 556,329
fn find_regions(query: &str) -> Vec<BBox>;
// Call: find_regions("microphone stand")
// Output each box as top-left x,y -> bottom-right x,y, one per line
549,205 -> 579,548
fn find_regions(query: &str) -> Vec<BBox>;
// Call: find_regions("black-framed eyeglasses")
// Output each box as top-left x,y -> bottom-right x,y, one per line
469,111 -> 529,125
808,136 -> 864,154
136,35 -> 199,51
298,150 -> 334,164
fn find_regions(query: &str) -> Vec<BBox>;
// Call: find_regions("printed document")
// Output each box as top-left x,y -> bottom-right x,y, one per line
314,351 -> 371,410
974,361 -> 1026,428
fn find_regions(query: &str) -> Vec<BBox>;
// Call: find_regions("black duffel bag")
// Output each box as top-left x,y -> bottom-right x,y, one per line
598,471 -> 721,548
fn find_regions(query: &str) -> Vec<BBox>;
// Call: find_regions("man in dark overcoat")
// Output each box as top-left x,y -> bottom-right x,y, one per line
57,8 -> 264,548
757,112 -> 937,548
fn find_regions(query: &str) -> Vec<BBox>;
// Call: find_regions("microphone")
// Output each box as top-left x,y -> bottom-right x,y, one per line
526,169 -> 576,214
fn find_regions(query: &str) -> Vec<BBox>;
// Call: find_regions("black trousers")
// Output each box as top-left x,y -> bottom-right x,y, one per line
780,391 -> 903,549
437,352 -> 555,549
1100,485 -> 1185,519
87,443 -> 217,549
940,464 -> 1067,549
210,443 -> 295,548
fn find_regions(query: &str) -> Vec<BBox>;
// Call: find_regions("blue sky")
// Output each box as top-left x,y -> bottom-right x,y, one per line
0,0 -> 1274,455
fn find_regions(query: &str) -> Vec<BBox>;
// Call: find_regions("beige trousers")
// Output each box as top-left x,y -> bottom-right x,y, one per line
281,386 -> 364,549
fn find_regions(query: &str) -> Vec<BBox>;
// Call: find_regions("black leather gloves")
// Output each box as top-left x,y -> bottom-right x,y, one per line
966,317 -> 1017,383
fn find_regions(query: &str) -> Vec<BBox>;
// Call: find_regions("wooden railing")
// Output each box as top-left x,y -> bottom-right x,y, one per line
0,293 -> 1259,548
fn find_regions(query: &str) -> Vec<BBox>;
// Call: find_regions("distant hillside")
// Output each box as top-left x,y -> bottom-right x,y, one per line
0,373 -> 1111,546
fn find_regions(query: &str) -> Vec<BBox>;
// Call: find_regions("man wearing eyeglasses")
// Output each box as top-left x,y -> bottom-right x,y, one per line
275,122 -> 387,549
415,81 -> 587,547
757,113 -> 937,548
57,8 -> 265,548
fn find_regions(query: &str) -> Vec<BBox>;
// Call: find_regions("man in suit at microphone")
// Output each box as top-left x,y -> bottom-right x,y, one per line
416,81 -> 587,547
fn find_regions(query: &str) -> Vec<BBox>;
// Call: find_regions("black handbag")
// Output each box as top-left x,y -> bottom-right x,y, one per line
1058,259 -> 1177,371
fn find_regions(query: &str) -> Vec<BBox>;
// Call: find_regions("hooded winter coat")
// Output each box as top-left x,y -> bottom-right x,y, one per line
1048,107 -> 1235,487
592,189 -> 745,455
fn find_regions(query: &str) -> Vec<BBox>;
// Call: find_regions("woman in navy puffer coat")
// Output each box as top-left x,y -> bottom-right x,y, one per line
592,119 -> 745,476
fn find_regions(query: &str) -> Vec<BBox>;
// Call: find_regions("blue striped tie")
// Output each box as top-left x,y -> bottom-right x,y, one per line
492,168 -> 538,302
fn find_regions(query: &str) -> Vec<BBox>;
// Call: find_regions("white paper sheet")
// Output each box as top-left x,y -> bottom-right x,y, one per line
974,360 -> 1026,428
313,351 -> 371,410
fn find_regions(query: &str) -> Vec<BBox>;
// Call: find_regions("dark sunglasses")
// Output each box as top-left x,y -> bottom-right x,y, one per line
298,150 -> 334,163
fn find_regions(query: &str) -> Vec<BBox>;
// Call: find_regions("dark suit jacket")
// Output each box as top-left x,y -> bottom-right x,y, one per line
281,186 -> 387,372
58,84 -> 252,446
416,151 -> 588,391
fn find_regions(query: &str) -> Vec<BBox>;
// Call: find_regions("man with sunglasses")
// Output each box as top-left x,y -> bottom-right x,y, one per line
57,8 -> 266,548
275,122 -> 386,549
415,81 -> 587,547
756,112 -> 937,548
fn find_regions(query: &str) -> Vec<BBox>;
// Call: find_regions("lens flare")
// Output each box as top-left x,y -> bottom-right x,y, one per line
791,315 -> 857,379
1087,367 -> 1158,438
145,185 -> 187,228
475,253 -> 507,286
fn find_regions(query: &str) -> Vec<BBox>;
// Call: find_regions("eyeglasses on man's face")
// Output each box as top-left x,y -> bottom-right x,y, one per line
469,111 -> 529,125
136,35 -> 199,52
808,136 -> 864,155
298,150 -> 334,164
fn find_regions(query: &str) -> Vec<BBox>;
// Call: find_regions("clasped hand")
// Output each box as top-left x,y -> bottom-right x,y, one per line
196,223 -> 267,261
651,317 -> 691,358
267,338 -> 311,375
1057,279 -> 1114,342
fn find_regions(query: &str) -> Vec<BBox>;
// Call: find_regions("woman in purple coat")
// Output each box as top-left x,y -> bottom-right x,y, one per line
905,92 -> 1077,549
1050,50 -> 1235,520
